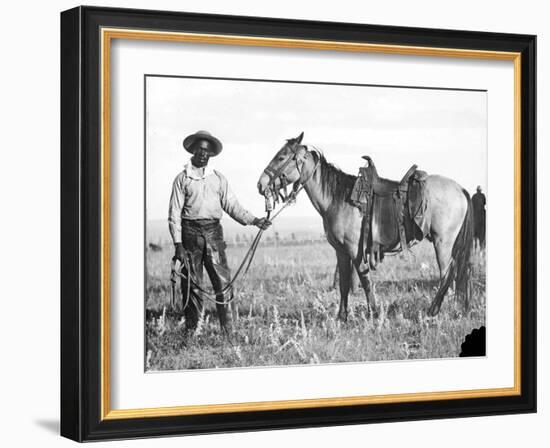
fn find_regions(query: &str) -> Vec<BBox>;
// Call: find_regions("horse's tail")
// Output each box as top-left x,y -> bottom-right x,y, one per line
428,189 -> 474,316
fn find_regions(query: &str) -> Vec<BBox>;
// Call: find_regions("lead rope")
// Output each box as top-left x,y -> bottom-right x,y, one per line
170,149 -> 320,310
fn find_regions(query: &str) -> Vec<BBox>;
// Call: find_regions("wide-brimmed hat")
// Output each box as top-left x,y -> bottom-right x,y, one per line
183,130 -> 223,156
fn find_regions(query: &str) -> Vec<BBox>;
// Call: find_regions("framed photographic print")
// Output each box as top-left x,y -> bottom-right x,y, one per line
60,6 -> 536,442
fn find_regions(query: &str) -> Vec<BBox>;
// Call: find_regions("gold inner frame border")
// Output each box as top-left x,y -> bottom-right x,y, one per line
100,27 -> 522,421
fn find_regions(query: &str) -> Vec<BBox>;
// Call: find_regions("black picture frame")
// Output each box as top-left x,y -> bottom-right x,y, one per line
61,5 -> 536,442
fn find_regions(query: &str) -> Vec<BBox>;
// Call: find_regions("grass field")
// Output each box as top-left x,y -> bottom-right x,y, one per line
145,239 -> 486,371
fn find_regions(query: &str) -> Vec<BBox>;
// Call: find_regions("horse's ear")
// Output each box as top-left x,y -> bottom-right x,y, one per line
296,132 -> 304,144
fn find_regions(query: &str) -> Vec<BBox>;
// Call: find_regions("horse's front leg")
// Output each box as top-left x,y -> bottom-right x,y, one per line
354,259 -> 378,318
336,251 -> 352,322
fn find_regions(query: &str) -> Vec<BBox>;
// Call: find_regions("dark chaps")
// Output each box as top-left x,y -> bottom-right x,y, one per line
180,219 -> 232,330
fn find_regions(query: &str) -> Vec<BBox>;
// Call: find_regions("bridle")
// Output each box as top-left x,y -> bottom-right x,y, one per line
262,140 -> 319,209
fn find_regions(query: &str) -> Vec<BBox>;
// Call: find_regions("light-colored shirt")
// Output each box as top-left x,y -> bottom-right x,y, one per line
168,161 -> 256,244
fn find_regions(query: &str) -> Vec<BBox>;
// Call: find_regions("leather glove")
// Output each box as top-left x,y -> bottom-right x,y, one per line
174,242 -> 185,262
253,217 -> 272,230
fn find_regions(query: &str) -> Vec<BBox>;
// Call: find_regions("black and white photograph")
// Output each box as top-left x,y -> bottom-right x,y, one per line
144,75 -> 487,371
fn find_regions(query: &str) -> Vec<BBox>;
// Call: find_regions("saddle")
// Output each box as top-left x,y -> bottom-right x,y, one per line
350,155 -> 428,269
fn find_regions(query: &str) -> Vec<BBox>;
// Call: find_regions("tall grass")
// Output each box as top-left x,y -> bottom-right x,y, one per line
145,240 -> 486,370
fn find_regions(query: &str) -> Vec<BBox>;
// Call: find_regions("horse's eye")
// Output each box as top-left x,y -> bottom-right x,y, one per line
277,157 -> 285,162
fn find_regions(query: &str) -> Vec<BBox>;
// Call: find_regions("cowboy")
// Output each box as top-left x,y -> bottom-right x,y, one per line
472,185 -> 486,250
168,130 -> 271,332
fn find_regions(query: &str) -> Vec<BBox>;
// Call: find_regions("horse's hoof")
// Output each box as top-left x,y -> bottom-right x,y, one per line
220,322 -> 234,335
220,328 -> 235,345
337,313 -> 348,323
364,305 -> 379,320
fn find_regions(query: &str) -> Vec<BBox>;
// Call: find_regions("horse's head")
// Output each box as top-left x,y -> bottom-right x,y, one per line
257,132 -> 309,197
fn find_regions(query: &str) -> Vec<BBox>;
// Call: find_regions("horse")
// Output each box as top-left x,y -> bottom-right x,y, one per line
257,132 -> 473,319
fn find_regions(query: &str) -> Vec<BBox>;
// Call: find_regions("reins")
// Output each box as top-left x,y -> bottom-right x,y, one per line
170,144 -> 320,310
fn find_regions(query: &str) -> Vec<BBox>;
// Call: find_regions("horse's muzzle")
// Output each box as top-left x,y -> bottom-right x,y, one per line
257,172 -> 271,196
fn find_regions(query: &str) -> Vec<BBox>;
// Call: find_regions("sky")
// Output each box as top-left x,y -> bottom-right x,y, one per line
146,75 -> 487,221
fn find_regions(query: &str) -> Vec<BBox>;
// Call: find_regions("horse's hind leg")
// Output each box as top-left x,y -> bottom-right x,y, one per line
429,237 -> 454,316
336,251 -> 352,322
354,259 -> 378,318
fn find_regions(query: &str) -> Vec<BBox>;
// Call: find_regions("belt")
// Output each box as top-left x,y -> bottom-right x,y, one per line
182,218 -> 220,228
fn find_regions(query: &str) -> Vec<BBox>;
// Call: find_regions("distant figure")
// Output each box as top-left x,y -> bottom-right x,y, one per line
148,242 -> 162,252
472,186 -> 486,250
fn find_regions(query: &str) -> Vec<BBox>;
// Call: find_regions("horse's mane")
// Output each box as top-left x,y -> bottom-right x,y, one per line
313,150 -> 357,203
